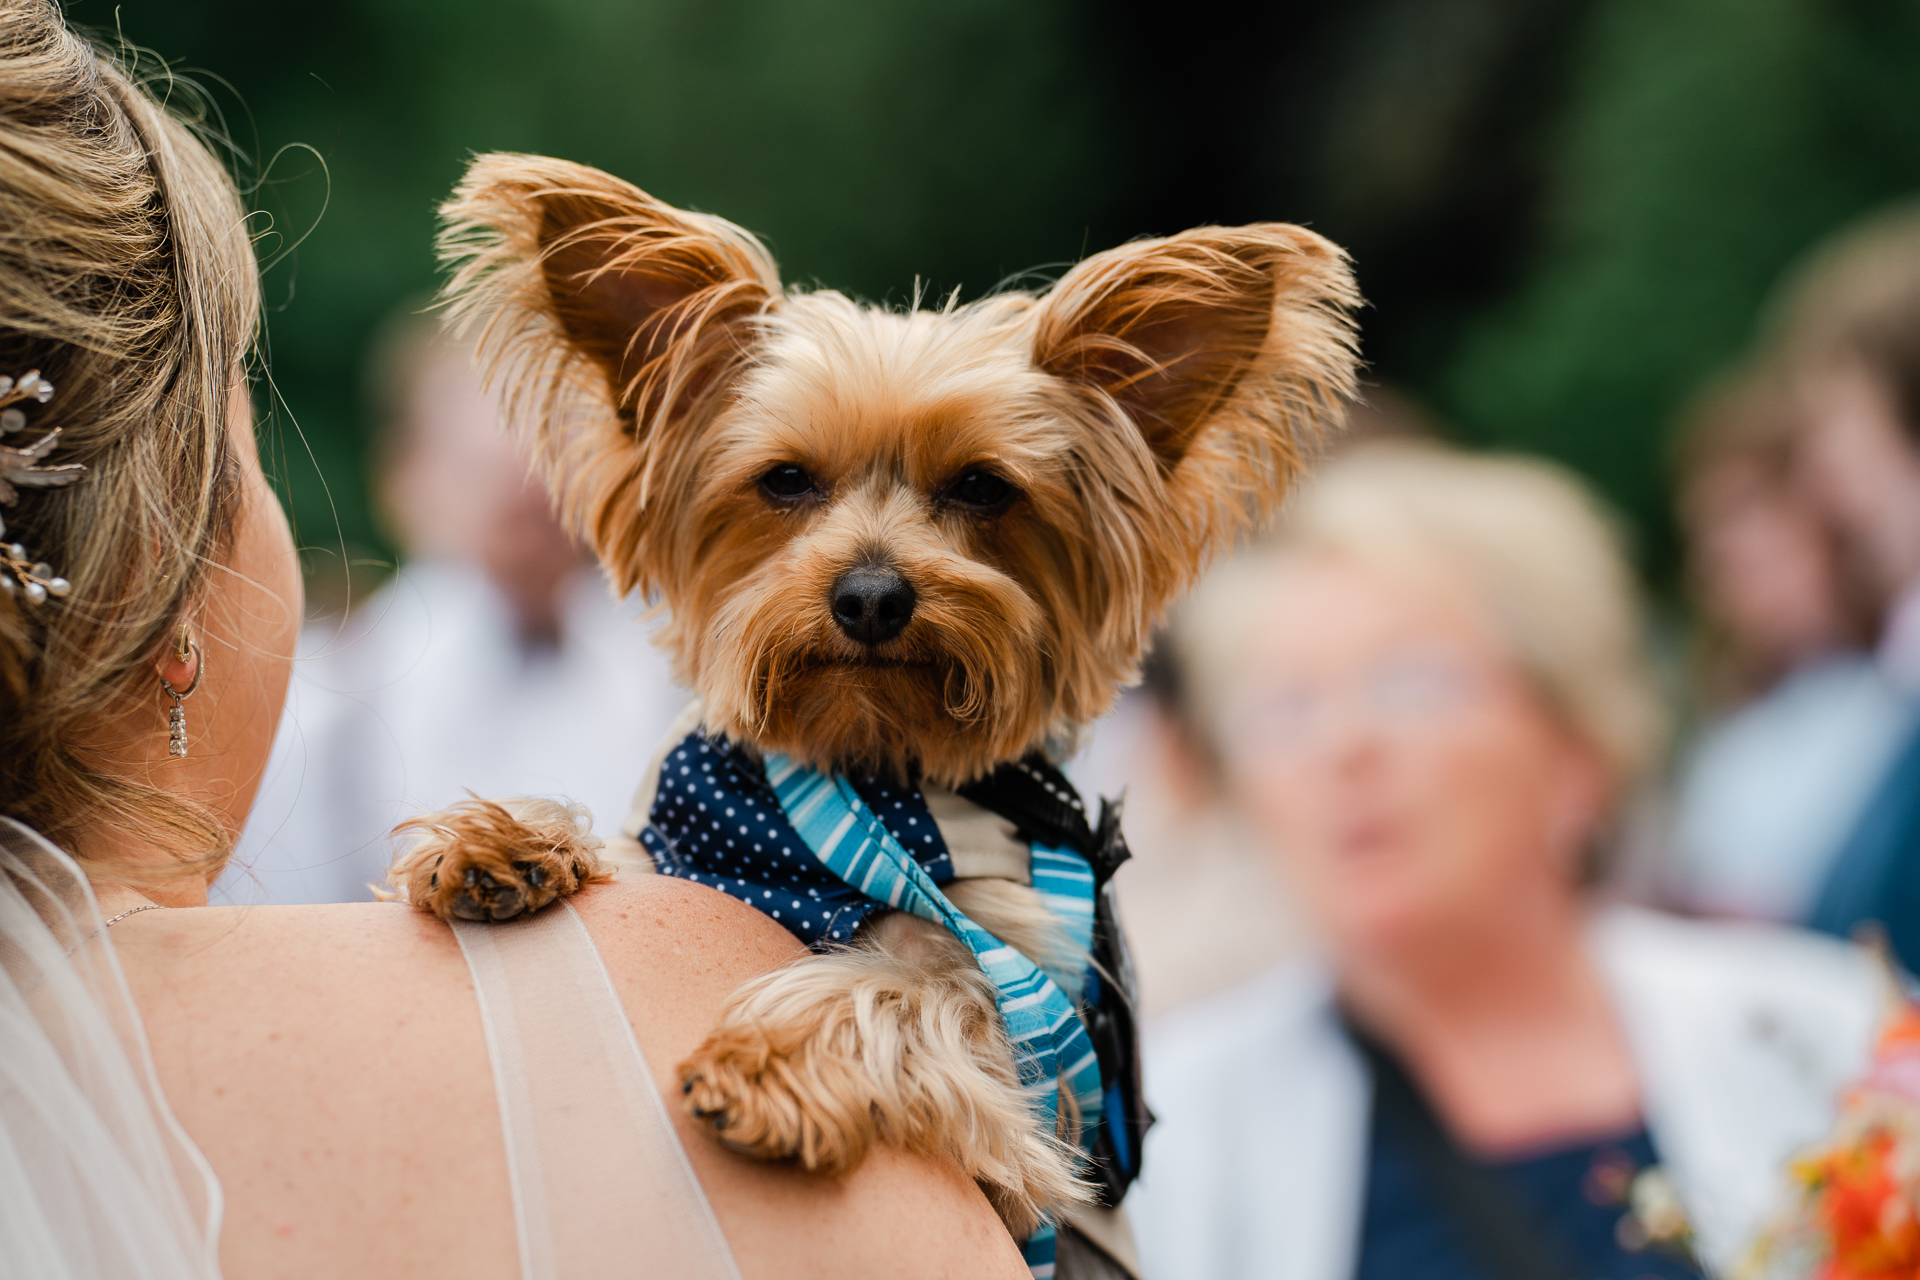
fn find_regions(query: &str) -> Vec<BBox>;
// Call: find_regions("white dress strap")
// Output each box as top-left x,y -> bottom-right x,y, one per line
452,902 -> 742,1280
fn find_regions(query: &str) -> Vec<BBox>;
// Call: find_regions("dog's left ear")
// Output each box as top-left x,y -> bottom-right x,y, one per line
439,153 -> 781,440
437,154 -> 782,595
1032,225 -> 1359,473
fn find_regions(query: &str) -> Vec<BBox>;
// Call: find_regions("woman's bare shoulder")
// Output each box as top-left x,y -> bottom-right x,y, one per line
570,879 -> 1028,1279
121,876 -> 1025,1279
574,871 -> 808,967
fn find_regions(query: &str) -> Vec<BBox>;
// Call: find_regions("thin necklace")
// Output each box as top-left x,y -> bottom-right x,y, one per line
103,903 -> 167,928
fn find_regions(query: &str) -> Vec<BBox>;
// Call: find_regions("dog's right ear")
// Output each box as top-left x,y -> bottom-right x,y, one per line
439,152 -> 780,442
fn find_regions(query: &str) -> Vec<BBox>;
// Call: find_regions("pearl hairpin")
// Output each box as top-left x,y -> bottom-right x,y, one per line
0,370 -> 82,605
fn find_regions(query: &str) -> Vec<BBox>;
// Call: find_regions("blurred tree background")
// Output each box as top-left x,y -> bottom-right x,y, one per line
97,0 -> 1920,603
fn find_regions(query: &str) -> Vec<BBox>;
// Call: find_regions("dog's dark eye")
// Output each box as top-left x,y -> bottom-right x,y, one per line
759,464 -> 816,501
948,469 -> 1014,512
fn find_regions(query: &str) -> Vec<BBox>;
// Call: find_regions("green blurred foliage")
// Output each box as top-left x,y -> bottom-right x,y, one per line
96,0 -> 1107,595
86,0 -> 1920,593
1440,0 -> 1920,568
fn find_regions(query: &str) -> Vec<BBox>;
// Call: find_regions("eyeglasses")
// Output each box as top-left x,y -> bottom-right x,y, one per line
1223,650 -> 1495,761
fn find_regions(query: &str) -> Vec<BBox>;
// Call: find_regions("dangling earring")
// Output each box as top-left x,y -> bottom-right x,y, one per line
160,629 -> 203,758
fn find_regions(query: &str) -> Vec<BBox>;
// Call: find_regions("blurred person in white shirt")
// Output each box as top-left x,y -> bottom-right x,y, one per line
1126,443 -> 1882,1280
1668,366 -> 1910,922
214,312 -> 687,905
1062,387 -> 1443,1020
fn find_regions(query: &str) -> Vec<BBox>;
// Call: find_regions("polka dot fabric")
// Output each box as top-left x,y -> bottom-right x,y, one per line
639,732 -> 956,946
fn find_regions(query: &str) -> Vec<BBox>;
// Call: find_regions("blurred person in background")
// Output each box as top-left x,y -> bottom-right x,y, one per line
1066,386 -> 1444,1021
1667,367 -> 1908,922
215,312 -> 687,904
1125,443 -> 1882,1280
1770,203 -> 1920,969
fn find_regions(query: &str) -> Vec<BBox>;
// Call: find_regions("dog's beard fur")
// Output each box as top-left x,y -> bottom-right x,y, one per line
424,155 -> 1362,1241
438,161 -> 1360,782
661,301 -> 1163,783
692,481 -> 1049,783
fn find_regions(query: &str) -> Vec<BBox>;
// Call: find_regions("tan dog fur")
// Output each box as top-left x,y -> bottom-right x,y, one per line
398,152 -> 1358,1239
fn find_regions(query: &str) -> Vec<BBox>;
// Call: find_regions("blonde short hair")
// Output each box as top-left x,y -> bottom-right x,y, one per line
1766,198 -> 1920,445
0,3 -> 260,875
1171,441 -> 1665,792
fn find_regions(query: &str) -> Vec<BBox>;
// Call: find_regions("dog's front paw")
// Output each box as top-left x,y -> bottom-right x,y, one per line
678,1022 -> 871,1174
386,796 -> 612,923
674,935 -> 1090,1237
443,860 -> 547,921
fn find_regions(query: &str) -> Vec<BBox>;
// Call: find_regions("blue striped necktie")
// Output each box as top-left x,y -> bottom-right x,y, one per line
763,753 -> 1103,1277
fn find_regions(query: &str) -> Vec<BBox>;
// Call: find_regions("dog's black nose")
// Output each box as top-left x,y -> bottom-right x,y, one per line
830,566 -> 915,646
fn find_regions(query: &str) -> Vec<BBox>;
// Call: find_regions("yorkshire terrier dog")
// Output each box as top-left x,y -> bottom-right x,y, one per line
390,152 -> 1357,1271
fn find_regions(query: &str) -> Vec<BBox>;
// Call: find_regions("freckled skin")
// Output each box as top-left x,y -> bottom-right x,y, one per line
116,875 -> 1030,1280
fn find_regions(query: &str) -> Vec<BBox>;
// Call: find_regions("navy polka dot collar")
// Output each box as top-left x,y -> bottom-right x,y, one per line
640,732 -> 955,946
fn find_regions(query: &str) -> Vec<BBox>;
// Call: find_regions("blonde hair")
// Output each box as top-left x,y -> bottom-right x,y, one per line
0,2 -> 260,875
1172,441 -> 1666,792
1767,198 -> 1920,445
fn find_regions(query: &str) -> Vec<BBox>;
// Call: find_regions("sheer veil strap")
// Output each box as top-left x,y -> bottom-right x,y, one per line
452,902 -> 741,1280
0,816 -> 224,1279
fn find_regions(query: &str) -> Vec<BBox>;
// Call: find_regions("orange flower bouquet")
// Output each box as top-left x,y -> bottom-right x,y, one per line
1745,998 -> 1920,1280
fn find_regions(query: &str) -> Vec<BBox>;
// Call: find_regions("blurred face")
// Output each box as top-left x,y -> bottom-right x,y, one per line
1686,457 -> 1844,671
382,342 -> 582,641
1212,553 -> 1608,960
1799,362 -> 1920,605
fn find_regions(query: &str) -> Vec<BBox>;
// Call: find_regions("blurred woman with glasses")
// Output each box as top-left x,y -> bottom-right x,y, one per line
1124,442 -> 1884,1280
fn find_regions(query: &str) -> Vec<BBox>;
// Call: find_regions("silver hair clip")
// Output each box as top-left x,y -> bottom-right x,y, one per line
0,370 -> 82,604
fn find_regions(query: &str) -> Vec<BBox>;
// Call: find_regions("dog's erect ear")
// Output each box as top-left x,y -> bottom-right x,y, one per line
1032,225 -> 1359,471
438,153 -> 780,437
436,154 -> 781,596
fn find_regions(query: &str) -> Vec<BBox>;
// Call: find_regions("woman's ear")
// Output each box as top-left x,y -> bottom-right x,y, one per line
1031,224 -> 1360,473
153,625 -> 197,689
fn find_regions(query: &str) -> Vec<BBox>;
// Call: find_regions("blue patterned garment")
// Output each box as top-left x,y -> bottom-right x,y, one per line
761,752 -> 1102,1279
638,728 -> 1148,1277
640,732 -> 955,946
